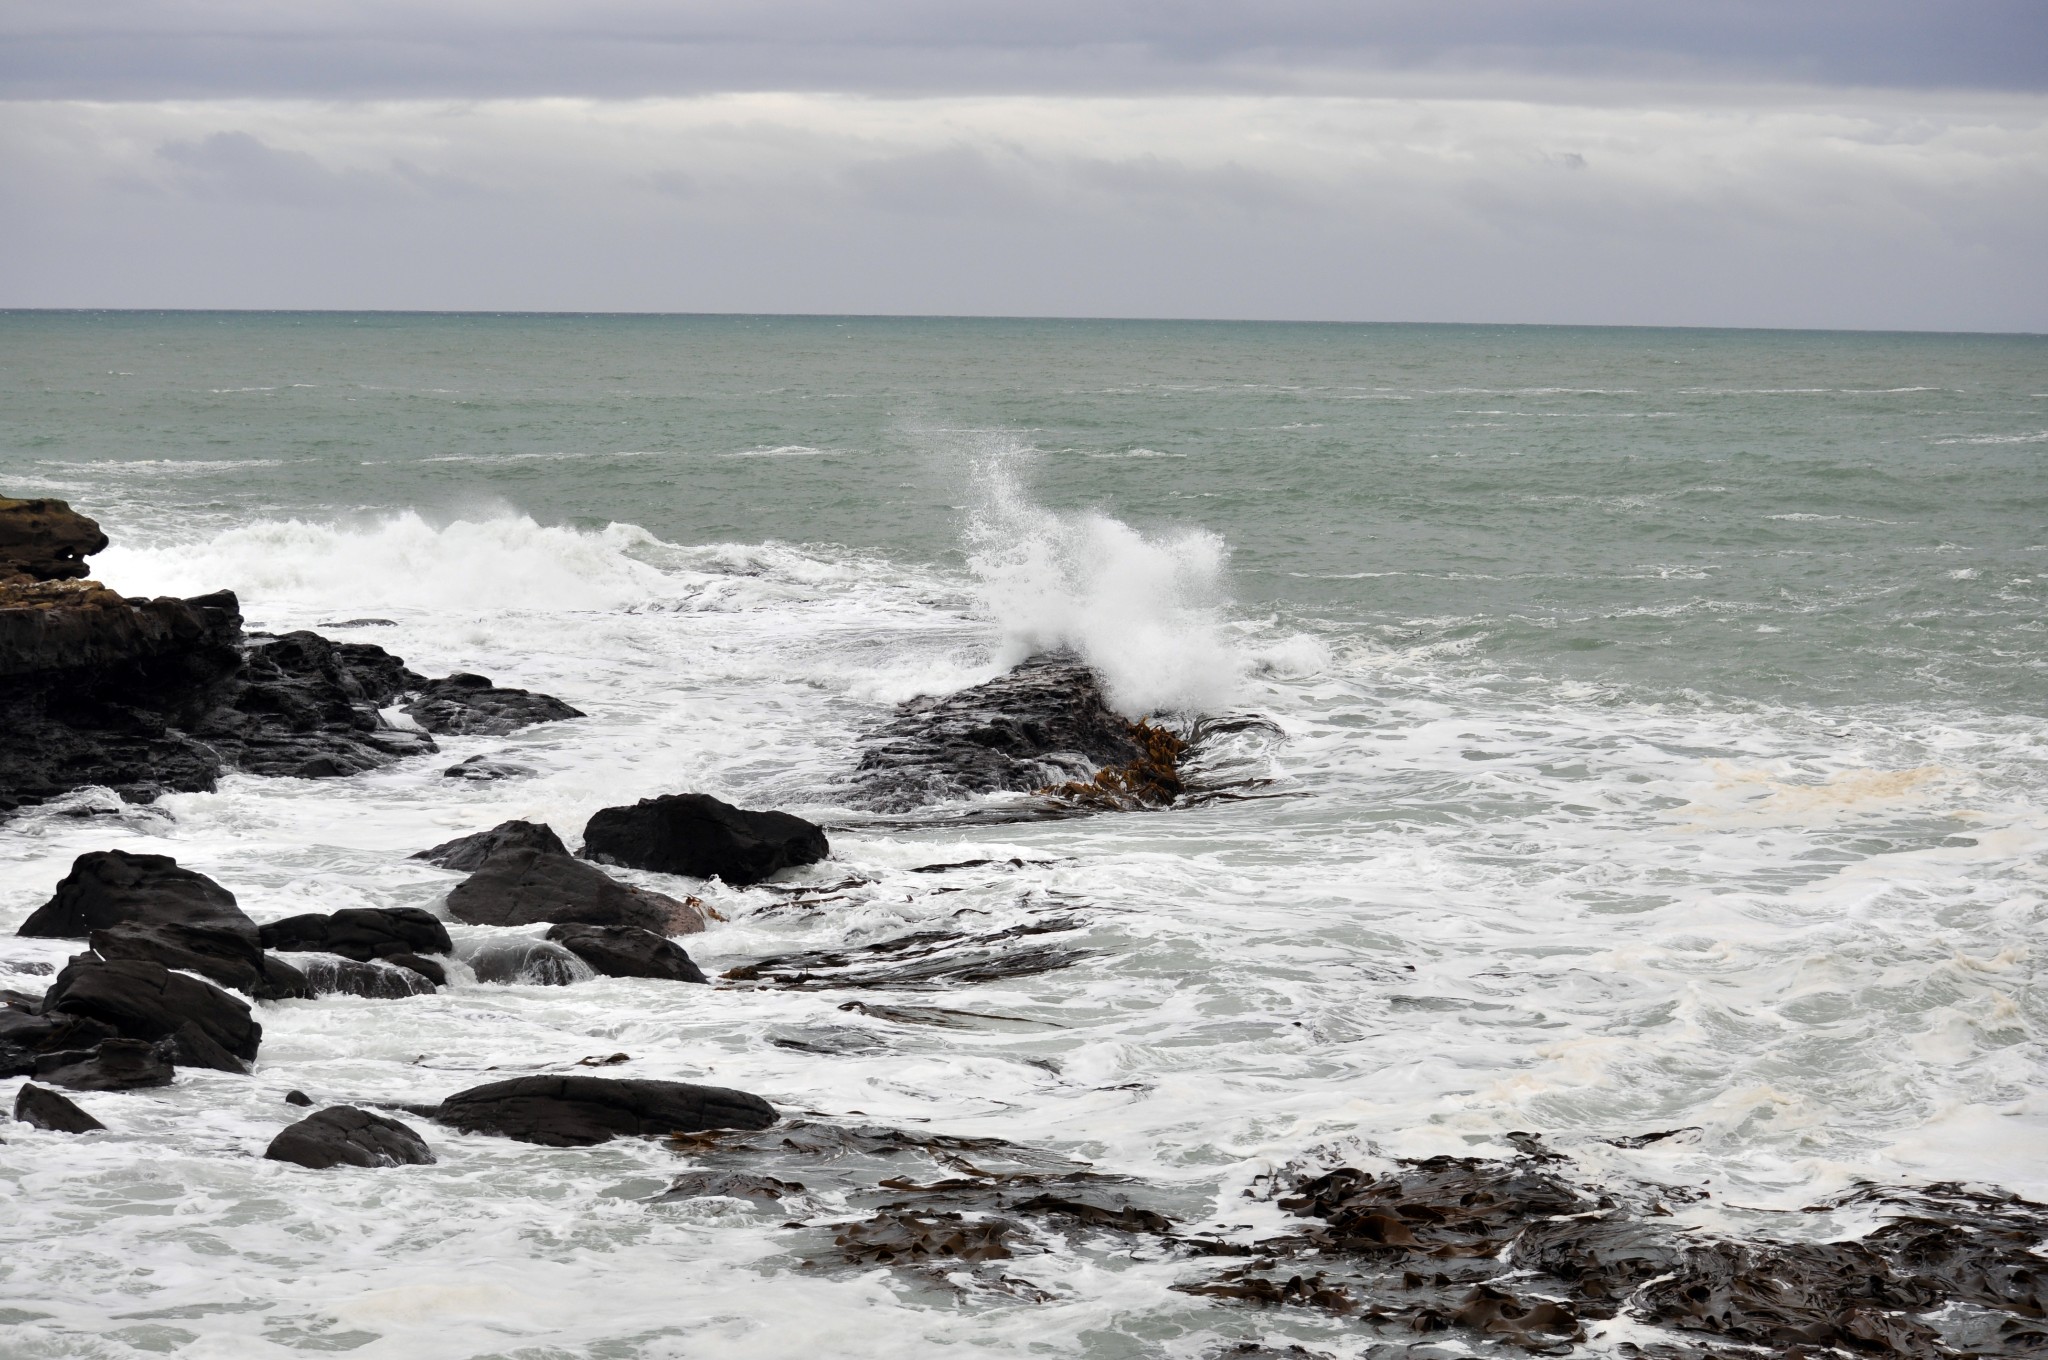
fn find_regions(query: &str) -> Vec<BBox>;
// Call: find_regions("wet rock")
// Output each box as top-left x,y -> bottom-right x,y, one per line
723,917 -> 1089,990
402,673 -> 584,736
194,629 -> 437,779
287,953 -> 439,999
442,753 -> 535,781
257,954 -> 315,1000
653,1170 -> 806,1203
0,1004 -> 118,1077
13,1081 -> 106,1133
544,923 -> 708,983
851,655 -> 1179,811
284,1089 -> 313,1106
581,792 -> 829,886
429,1075 -> 777,1147
265,1105 -> 436,1169
412,819 -> 569,872
0,497 -> 109,581
41,955 -> 261,1071
35,1037 -> 176,1090
446,846 -> 704,934
465,938 -> 589,986
259,906 -> 452,964
836,1210 -> 1019,1265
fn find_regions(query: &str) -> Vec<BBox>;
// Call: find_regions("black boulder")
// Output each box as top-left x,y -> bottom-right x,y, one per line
20,850 -> 280,997
581,793 -> 828,886
545,923 -> 707,983
259,906 -> 452,963
41,955 -> 261,1071
412,819 -> 568,873
14,1082 -> 105,1133
0,1006 -> 118,1077
265,1105 -> 436,1169
445,847 -> 703,934
35,1037 -> 176,1090
402,673 -> 583,736
430,1075 -> 777,1146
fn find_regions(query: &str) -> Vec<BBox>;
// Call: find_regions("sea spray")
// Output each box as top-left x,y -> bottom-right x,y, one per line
964,444 -> 1242,716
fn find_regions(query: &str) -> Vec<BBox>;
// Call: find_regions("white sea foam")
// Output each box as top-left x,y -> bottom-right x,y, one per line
963,445 -> 1242,716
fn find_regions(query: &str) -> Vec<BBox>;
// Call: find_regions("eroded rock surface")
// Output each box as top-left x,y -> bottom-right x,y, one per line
581,792 -> 828,886
265,1105 -> 436,1169
427,1075 -> 777,1146
446,846 -> 703,934
545,923 -> 708,983
412,819 -> 568,873
402,673 -> 584,736
851,655 -> 1183,812
0,497 -> 109,582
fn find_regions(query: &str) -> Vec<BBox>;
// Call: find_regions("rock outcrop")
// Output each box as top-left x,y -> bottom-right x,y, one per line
0,497 -> 109,582
427,1075 -> 777,1146
259,906 -> 452,965
13,1082 -> 105,1133
545,923 -> 708,983
401,673 -> 584,735
264,1105 -> 436,1169
0,501 -> 585,813
445,846 -> 704,934
41,955 -> 261,1072
0,1004 -> 117,1078
412,819 -> 568,873
33,1036 -> 176,1090
851,655 -> 1184,811
582,792 -> 828,886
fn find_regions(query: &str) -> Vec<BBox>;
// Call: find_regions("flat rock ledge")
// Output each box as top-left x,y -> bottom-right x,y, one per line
422,1075 -> 777,1147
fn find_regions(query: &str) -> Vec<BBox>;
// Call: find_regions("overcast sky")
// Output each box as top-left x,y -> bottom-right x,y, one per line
3,1 -> 2044,328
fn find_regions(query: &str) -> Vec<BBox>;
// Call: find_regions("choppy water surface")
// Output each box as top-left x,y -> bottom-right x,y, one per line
0,313 -> 2043,1357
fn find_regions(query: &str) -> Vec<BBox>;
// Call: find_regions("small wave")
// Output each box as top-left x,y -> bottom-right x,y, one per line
1087,448 -> 1185,459
1932,431 -> 2048,446
36,458 -> 290,472
723,445 -> 832,458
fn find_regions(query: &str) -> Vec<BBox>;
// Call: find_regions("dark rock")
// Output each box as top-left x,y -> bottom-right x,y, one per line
446,847 -> 704,934
13,1081 -> 105,1133
258,954 -> 315,1000
654,1170 -> 804,1202
545,923 -> 708,983
442,753 -> 535,781
259,906 -> 451,963
852,655 -> 1173,810
41,955 -> 260,1071
193,629 -> 436,779
581,792 -> 828,886
402,673 -> 584,736
723,917 -> 1088,990
383,953 -> 447,986
465,938 -> 588,986
285,1089 -> 313,1106
0,497 -> 109,581
286,953 -> 438,999
35,1037 -> 176,1089
0,1005 -> 118,1077
265,1105 -> 436,1169
318,618 -> 396,628
412,819 -> 569,872
429,1075 -> 777,1146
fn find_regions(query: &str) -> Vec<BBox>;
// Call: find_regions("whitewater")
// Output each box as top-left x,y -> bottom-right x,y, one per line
0,313 -> 2043,1358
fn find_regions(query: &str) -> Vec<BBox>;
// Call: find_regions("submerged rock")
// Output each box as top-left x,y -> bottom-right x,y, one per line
428,1075 -> 778,1146
581,792 -> 829,886
41,955 -> 261,1072
545,923 -> 708,983
13,1082 -> 104,1133
412,819 -> 569,873
464,938 -> 589,986
265,1105 -> 436,1169
402,673 -> 584,736
442,753 -> 535,781
446,846 -> 704,934
34,1036 -> 176,1090
851,655 -> 1184,811
285,953 -> 440,999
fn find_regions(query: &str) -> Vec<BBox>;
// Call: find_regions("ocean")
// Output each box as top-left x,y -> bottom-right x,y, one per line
1,311 -> 2044,1357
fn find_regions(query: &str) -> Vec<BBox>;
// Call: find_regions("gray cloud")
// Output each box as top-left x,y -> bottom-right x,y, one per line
1,0 -> 2043,99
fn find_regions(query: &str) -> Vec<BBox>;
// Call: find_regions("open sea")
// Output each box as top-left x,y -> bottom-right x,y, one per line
1,311 -> 2044,1358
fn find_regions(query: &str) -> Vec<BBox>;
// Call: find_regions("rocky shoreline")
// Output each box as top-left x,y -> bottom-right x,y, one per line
5,495 -> 2044,1358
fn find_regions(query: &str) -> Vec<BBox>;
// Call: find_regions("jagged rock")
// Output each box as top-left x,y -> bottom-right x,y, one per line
545,923 -> 708,983
465,938 -> 589,986
41,955 -> 260,1072
0,1006 -> 118,1077
13,1082 -> 104,1133
259,906 -> 451,964
402,673 -> 584,736
428,1075 -> 777,1147
442,753 -> 534,781
34,1036 -> 176,1089
193,629 -> 437,779
581,793 -> 828,886
412,820 -> 569,873
264,1105 -> 436,1169
286,953 -> 439,999
0,498 -> 109,582
445,847 -> 704,934
851,655 -> 1177,810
